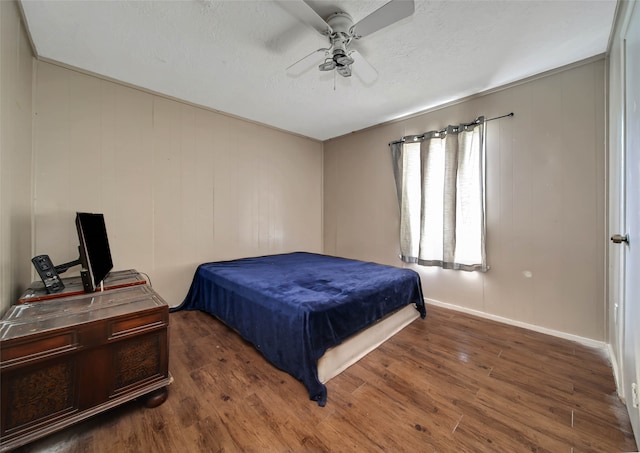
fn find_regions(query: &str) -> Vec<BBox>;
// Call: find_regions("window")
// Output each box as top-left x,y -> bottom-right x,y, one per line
390,118 -> 487,271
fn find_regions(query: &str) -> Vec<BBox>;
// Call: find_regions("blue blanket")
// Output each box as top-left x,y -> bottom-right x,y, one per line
172,252 -> 425,406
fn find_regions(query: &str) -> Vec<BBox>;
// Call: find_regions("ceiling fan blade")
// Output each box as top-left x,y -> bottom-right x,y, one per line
276,0 -> 332,36
287,48 -> 327,77
350,50 -> 378,85
351,0 -> 415,38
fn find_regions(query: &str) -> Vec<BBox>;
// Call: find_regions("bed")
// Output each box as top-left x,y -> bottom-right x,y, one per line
171,252 -> 425,406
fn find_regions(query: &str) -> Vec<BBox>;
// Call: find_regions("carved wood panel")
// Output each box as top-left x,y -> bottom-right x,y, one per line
3,360 -> 77,432
113,334 -> 161,392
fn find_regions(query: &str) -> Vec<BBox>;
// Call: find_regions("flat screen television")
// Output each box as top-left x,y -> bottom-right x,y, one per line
75,212 -> 113,292
32,212 -> 114,293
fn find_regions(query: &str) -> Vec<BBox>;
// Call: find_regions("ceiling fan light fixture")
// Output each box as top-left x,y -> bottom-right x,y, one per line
336,65 -> 352,77
319,59 -> 336,71
334,50 -> 354,66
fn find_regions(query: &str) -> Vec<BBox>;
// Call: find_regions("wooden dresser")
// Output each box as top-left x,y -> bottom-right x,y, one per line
0,284 -> 172,452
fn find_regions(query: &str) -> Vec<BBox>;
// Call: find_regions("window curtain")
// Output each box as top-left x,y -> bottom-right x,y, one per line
390,118 -> 487,271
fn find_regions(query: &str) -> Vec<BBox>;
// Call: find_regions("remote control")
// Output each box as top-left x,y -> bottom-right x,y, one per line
31,254 -> 65,293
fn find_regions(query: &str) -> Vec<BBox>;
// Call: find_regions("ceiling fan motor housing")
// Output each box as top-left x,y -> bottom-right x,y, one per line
326,12 -> 354,35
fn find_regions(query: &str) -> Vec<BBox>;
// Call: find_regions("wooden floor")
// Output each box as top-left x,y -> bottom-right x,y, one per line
14,305 -> 637,452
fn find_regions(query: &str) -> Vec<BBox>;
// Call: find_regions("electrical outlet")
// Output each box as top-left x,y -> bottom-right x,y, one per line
632,382 -> 639,408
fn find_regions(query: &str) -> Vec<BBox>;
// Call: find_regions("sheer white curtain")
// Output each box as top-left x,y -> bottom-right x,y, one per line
390,118 -> 487,271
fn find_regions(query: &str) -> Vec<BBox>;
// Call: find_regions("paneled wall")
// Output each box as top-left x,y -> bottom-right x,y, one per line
33,61 -> 323,306
324,59 -> 606,341
0,0 -> 34,315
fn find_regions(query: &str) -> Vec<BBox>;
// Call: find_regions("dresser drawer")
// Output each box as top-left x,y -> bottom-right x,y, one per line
1,331 -> 78,365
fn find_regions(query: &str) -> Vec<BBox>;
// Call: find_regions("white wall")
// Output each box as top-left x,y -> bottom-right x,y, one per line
324,58 -> 606,341
0,0 -> 34,315
32,61 -> 323,306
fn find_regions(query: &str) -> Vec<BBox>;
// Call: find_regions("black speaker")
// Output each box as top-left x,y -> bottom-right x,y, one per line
31,255 -> 65,294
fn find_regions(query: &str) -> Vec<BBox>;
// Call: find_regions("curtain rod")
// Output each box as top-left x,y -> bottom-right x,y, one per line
484,112 -> 514,122
389,112 -> 514,146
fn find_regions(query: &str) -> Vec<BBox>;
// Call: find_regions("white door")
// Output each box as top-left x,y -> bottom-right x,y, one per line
622,2 -> 640,444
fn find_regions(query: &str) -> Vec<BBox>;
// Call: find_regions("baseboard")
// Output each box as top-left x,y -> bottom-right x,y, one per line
608,343 -> 625,398
425,298 -> 607,350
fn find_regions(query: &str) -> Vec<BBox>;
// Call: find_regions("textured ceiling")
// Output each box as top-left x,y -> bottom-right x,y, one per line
20,0 -> 616,141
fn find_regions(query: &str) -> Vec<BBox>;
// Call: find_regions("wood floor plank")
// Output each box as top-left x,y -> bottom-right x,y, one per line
475,373 -> 573,427
341,361 -> 464,442
12,304 -> 637,452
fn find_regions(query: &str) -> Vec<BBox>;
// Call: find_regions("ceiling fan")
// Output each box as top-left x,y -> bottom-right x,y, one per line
282,0 -> 415,84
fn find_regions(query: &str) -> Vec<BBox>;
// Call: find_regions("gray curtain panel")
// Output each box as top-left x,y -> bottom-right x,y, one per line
391,118 -> 487,271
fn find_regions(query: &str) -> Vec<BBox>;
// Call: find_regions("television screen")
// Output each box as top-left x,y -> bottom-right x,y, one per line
75,212 -> 113,290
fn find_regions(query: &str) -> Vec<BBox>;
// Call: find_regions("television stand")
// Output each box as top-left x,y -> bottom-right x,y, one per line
0,284 -> 171,452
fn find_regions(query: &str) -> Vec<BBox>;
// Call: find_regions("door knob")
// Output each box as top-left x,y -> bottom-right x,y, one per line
611,233 -> 629,244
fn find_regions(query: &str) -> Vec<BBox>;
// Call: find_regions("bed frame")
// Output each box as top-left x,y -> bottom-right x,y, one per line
318,304 -> 420,383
